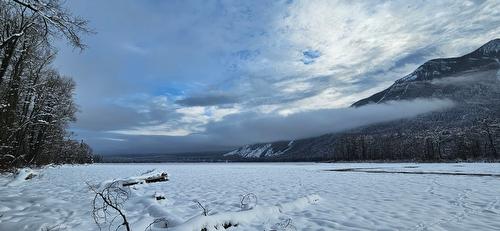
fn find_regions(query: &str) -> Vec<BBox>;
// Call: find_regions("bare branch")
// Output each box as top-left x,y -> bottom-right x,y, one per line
193,199 -> 210,216
87,181 -> 131,231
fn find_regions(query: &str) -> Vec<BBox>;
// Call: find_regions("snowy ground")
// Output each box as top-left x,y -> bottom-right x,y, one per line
1,163 -> 500,230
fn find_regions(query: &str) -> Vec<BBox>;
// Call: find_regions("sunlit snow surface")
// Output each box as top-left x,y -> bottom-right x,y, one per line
1,163 -> 500,230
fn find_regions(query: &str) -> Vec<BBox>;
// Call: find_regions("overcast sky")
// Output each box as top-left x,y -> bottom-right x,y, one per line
54,0 -> 500,154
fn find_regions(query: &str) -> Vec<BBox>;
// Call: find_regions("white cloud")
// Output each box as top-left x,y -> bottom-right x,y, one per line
120,42 -> 149,55
65,0 -> 500,152
99,137 -> 126,142
107,104 -> 241,137
227,0 -> 500,115
109,125 -> 192,136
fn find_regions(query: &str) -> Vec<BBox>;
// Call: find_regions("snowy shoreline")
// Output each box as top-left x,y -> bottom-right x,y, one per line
1,163 -> 500,230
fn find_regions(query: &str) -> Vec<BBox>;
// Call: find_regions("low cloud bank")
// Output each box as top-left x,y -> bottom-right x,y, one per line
84,98 -> 454,154
203,98 -> 454,145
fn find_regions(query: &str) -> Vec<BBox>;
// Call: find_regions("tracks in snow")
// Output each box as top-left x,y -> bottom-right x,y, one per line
325,168 -> 500,178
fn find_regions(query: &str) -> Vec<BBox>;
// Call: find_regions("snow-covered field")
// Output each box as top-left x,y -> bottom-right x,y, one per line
1,163 -> 500,230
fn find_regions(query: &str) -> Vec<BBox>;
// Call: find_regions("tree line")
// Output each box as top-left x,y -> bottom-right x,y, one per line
0,0 -> 95,170
330,115 -> 499,162
246,105 -> 500,162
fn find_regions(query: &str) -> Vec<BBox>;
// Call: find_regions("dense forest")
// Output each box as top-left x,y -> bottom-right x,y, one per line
0,0 -> 95,170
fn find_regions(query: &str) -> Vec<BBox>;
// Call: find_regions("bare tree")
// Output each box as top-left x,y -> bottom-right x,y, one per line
0,0 -> 95,170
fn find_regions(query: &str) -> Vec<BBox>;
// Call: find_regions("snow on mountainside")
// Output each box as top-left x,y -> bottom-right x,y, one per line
224,144 -> 274,158
225,140 -> 294,158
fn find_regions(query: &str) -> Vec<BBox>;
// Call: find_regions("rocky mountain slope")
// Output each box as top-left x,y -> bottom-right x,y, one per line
225,39 -> 500,161
352,39 -> 500,106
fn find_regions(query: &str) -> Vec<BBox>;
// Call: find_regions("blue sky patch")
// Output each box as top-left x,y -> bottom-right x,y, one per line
301,49 -> 321,65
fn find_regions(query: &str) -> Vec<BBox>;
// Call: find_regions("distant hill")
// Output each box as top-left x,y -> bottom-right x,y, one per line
100,151 -> 228,163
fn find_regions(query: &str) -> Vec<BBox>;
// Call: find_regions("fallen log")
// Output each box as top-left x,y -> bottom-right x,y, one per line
121,171 -> 169,187
145,172 -> 168,183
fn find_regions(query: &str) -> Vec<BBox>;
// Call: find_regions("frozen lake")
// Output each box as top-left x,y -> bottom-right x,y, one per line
1,163 -> 500,230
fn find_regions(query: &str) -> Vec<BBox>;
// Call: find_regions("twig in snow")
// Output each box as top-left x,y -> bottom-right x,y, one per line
141,169 -> 156,175
193,199 -> 210,216
41,224 -> 62,231
271,218 -> 296,231
87,181 -> 131,231
240,193 -> 258,210
144,218 -> 168,231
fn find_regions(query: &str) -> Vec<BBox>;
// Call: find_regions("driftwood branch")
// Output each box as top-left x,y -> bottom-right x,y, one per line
193,199 -> 210,216
87,181 -> 131,231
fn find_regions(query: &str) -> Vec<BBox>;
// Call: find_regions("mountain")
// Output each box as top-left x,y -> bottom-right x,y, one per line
352,39 -> 500,107
225,39 -> 500,161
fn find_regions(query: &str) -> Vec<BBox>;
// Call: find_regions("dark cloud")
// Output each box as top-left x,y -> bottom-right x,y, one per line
176,93 -> 239,106
75,104 -> 144,131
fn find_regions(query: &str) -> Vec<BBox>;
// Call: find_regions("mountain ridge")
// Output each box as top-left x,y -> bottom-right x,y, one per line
352,38 -> 500,107
225,39 -> 500,161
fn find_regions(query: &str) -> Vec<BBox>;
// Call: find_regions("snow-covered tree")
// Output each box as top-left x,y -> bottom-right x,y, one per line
0,0 -> 94,170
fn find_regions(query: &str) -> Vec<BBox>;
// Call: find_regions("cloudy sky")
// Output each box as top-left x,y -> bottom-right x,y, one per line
54,0 -> 500,154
